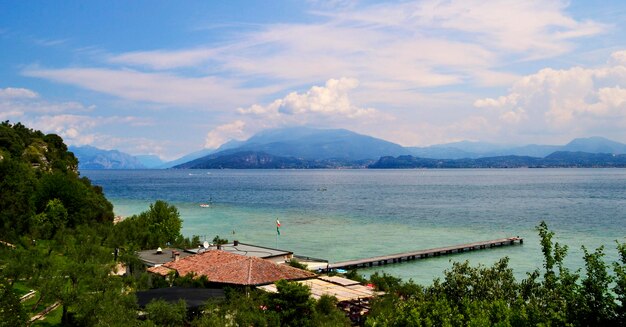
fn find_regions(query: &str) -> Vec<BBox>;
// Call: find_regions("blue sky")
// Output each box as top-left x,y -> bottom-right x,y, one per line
1,0 -> 625,159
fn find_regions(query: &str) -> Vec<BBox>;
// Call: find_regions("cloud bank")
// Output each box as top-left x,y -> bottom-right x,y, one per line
474,51 -> 626,142
9,0 -> 622,155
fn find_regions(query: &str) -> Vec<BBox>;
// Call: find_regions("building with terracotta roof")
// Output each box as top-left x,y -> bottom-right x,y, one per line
138,241 -> 297,269
147,249 -> 316,286
187,240 -> 294,264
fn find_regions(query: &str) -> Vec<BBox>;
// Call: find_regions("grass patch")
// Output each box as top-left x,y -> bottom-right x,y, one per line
13,281 -> 32,297
31,305 -> 62,327
22,293 -> 55,316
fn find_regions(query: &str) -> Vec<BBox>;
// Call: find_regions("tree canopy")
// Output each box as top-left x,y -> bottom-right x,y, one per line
111,200 -> 183,250
0,121 -> 112,241
365,221 -> 626,326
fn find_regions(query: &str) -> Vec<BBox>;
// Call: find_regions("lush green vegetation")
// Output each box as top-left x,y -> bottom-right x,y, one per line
365,222 -> 626,326
0,122 -> 186,325
111,200 -> 184,250
1,121 -> 626,326
0,122 -> 112,241
180,280 -> 350,327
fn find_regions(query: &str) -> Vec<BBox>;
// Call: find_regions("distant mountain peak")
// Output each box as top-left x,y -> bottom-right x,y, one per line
176,127 -> 409,168
563,136 -> 626,154
70,145 -> 146,170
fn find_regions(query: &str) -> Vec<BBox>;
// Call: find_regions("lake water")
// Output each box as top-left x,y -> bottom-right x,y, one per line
82,169 -> 626,285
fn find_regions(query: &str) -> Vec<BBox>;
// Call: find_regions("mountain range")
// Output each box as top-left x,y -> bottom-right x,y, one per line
174,127 -> 408,169
69,146 -> 147,169
370,152 -> 626,169
70,128 -> 626,169
70,146 -> 214,170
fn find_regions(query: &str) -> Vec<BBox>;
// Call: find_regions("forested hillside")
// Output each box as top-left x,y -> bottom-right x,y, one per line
0,121 -> 114,241
0,122 -> 189,325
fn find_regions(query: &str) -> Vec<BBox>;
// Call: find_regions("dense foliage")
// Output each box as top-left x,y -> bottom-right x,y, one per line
178,280 -> 350,327
0,121 -> 113,241
365,221 -> 626,326
0,122 -> 137,324
111,200 -> 184,250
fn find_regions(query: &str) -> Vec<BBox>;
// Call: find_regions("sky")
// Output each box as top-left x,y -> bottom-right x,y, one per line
1,0 -> 625,160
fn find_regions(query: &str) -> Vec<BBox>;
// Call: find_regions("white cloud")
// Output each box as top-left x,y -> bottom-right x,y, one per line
23,67 -> 272,108
0,86 -> 165,155
204,120 -> 247,149
610,50 -> 626,65
12,1 -> 616,151
1,86 -> 94,115
588,86 -> 626,115
0,87 -> 38,99
108,48 -> 220,70
73,0 -> 603,110
28,114 -> 98,145
87,134 -> 170,158
474,50 -> 626,140
239,78 -> 386,120
474,94 -> 519,108
199,78 -> 392,149
26,114 -> 160,149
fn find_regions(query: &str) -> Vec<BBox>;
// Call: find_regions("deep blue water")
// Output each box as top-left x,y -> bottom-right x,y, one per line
82,169 -> 626,284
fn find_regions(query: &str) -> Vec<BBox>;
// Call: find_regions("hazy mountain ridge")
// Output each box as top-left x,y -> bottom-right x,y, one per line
182,129 -> 626,169
173,151 -> 369,169
370,151 -> 626,169
70,146 -> 146,169
406,137 -> 626,159
73,128 -> 626,169
158,149 -> 214,169
229,127 -> 410,160
175,127 -> 409,168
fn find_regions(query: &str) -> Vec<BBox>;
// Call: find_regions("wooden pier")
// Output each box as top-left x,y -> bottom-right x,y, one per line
325,237 -> 523,272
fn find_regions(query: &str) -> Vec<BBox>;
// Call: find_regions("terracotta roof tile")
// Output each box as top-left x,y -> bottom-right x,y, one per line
156,250 -> 315,285
147,265 -> 175,276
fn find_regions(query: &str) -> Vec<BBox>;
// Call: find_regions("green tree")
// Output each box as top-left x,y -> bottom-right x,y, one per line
225,289 -> 278,327
33,199 -> 69,239
212,235 -> 228,245
313,294 -> 351,326
0,278 -> 28,327
145,299 -> 187,327
271,280 -> 316,326
579,246 -> 615,325
369,272 -> 402,292
144,200 -> 182,246
35,172 -> 113,227
528,220 -> 579,325
0,157 -> 37,240
113,200 -> 183,249
615,241 -> 626,325
70,276 -> 138,326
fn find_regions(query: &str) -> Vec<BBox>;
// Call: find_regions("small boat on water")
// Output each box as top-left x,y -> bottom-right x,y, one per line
199,196 -> 213,208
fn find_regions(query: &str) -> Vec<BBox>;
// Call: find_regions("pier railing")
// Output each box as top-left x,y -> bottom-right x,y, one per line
323,237 -> 523,272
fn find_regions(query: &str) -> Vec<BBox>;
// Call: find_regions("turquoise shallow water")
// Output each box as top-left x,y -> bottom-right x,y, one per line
82,169 -> 626,285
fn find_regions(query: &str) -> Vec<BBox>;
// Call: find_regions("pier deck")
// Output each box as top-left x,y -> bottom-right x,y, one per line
325,237 -> 523,271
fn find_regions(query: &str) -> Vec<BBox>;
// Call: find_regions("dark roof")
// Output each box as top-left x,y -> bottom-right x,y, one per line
136,287 -> 224,308
148,250 -> 316,286
137,248 -> 195,266
187,242 -> 292,259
